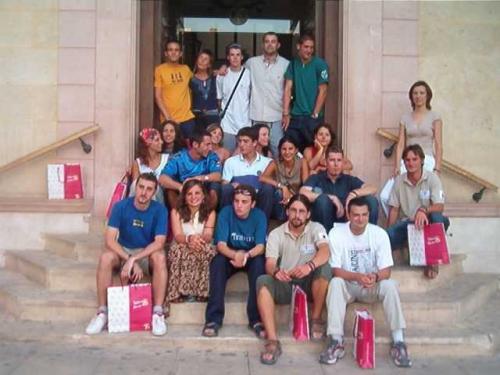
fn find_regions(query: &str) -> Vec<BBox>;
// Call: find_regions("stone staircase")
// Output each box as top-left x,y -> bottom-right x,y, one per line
0,232 -> 499,357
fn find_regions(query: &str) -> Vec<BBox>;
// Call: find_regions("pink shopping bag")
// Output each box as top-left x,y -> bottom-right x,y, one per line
105,174 -> 129,218
107,283 -> 152,333
353,309 -> 375,369
64,163 -> 83,199
290,285 -> 309,341
408,223 -> 450,266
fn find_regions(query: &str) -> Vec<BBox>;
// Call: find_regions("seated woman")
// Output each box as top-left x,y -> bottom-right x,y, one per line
207,122 -> 231,164
130,128 -> 168,203
166,180 -> 217,303
233,123 -> 273,157
303,124 -> 352,174
161,120 -> 185,155
259,136 -> 309,221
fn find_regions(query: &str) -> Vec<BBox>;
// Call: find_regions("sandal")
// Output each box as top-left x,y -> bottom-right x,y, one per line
202,322 -> 220,337
311,319 -> 325,340
260,340 -> 282,365
424,265 -> 439,279
249,322 -> 266,339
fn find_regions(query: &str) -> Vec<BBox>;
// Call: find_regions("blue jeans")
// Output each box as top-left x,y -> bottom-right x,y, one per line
386,212 -> 450,250
285,115 -> 323,152
311,194 -> 379,232
220,183 -> 274,220
205,253 -> 265,326
271,188 -> 287,221
179,118 -> 196,140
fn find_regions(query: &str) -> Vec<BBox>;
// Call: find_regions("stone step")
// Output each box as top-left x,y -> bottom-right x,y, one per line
4,250 -> 95,292
170,273 -> 499,331
0,313 -> 495,358
43,233 -> 103,262
0,270 -> 96,322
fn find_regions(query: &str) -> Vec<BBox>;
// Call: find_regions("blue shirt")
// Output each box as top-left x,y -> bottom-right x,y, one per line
162,148 -> 222,182
303,172 -> 364,205
108,197 -> 168,249
190,76 -> 218,112
214,206 -> 267,251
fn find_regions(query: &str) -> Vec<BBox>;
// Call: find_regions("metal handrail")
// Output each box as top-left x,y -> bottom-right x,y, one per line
376,128 -> 498,202
0,124 -> 100,174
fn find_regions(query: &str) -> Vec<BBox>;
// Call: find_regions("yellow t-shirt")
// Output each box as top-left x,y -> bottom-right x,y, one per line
154,63 -> 194,123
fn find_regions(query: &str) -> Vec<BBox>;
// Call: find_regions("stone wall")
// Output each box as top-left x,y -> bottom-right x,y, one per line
419,1 -> 500,203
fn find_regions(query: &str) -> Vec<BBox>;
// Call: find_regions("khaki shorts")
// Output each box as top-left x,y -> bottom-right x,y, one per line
256,262 -> 331,305
122,247 -> 150,275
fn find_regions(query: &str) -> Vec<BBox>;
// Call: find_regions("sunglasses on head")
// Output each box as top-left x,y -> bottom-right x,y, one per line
234,188 -> 252,196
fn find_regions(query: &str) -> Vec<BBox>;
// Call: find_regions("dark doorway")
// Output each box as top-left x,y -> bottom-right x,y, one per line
138,0 -> 342,144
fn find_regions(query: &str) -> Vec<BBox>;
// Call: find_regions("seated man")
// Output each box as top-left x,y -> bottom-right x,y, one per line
320,197 -> 411,368
220,126 -> 273,219
300,146 -> 378,231
159,129 -> 222,209
387,144 -> 449,279
256,194 -> 331,365
85,172 -> 168,336
203,184 -> 266,338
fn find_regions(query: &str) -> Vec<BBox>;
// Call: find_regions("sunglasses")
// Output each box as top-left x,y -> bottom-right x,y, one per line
234,188 -> 252,196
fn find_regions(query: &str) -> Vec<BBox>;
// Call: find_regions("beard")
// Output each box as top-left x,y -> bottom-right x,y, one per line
290,218 -> 305,228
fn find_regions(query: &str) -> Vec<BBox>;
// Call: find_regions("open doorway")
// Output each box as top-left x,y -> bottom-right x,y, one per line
138,0 -> 342,145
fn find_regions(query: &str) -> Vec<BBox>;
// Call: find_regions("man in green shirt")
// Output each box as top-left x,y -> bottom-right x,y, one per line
282,33 -> 329,152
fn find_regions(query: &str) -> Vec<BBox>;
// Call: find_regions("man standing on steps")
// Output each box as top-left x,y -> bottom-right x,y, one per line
256,194 -> 331,365
282,33 -> 329,152
155,39 -> 196,139
85,173 -> 168,336
202,184 -> 266,339
386,144 -> 449,279
246,32 -> 289,157
319,197 -> 411,368
217,43 -> 251,152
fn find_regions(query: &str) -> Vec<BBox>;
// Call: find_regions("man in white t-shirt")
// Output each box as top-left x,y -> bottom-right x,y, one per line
217,43 -> 251,151
320,197 -> 412,368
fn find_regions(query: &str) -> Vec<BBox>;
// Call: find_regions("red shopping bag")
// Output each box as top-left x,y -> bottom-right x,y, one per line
290,285 -> 309,341
64,163 -> 83,199
408,223 -> 450,266
107,283 -> 152,333
106,174 -> 130,218
353,310 -> 375,369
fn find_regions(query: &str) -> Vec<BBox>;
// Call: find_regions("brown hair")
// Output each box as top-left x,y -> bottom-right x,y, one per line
194,49 -> 214,75
298,33 -> 315,44
160,120 -> 185,153
326,145 -> 344,158
176,180 -> 211,224
409,80 -> 433,110
402,144 -> 425,164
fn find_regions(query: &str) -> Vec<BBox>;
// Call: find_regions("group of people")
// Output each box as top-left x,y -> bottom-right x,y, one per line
84,31 -> 451,369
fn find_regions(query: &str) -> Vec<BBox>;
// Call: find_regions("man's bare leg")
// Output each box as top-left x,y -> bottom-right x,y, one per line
150,250 -> 167,306
257,286 -> 277,340
311,277 -> 328,320
96,250 -> 120,306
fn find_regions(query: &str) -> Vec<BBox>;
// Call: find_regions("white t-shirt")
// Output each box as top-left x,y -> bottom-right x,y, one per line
328,223 -> 393,275
217,68 -> 251,135
222,153 -> 272,183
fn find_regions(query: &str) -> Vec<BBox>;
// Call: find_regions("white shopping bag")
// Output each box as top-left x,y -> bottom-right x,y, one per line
47,164 -> 65,199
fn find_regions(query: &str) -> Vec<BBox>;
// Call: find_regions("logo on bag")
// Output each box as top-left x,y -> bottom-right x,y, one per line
426,236 -> 441,245
132,298 -> 149,309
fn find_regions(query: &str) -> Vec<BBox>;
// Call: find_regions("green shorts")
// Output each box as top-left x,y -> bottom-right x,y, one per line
256,262 -> 331,305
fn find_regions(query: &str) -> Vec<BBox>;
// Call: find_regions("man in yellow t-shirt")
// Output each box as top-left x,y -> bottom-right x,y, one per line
154,39 -> 196,139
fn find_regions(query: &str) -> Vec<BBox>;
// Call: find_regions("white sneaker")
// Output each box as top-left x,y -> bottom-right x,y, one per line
152,313 -> 167,336
85,312 -> 107,335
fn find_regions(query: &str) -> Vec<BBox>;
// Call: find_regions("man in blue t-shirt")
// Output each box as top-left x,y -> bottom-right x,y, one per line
203,184 -> 267,339
159,129 -> 222,209
85,173 -> 168,337
282,33 -> 329,152
300,146 -> 378,232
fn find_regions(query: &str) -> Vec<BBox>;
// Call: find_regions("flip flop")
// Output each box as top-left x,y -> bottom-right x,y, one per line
260,340 -> 282,365
424,265 -> 439,279
311,319 -> 325,341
